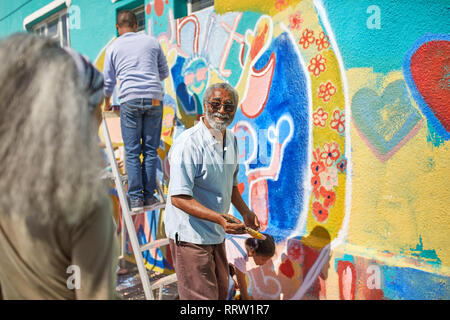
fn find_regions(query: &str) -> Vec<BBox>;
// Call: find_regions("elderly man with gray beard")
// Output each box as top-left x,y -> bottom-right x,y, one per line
164,82 -> 260,300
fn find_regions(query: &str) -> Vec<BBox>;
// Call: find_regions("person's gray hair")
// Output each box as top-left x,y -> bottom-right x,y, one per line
203,82 -> 239,107
0,33 -> 110,226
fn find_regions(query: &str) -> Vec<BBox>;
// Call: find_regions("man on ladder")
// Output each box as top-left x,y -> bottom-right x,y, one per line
102,9 -> 173,300
103,10 -> 169,212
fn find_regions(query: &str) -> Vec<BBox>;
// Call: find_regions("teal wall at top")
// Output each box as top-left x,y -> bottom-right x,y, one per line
0,0 -> 121,60
322,0 -> 450,74
69,0 -> 118,61
0,1 -> 56,39
0,0 -> 188,61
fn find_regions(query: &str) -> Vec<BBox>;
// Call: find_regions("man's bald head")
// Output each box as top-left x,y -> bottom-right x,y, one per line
116,10 -> 138,35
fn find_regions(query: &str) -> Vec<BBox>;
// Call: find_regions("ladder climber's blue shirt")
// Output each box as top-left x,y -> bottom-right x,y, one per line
164,118 -> 240,245
103,32 -> 169,102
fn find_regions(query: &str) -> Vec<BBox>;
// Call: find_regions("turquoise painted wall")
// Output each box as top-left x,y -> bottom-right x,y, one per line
0,1 -> 56,39
0,0 -> 186,61
322,0 -> 450,74
0,0 -> 120,60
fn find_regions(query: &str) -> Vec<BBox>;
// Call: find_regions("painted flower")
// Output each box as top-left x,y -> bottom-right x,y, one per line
298,28 -> 315,49
311,175 -> 321,199
319,165 -> 339,191
275,0 -> 290,12
336,158 -> 347,173
311,159 -> 326,176
312,147 -> 321,161
330,109 -> 345,134
308,54 -> 327,77
311,146 -> 326,173
289,11 -> 303,30
313,201 -> 329,223
320,142 -> 341,167
312,107 -> 329,127
316,31 -> 330,51
318,81 -> 337,102
320,186 -> 336,208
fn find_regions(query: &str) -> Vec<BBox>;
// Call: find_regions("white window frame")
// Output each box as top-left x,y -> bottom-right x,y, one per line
188,0 -> 214,15
31,10 -> 70,47
24,0 -> 71,48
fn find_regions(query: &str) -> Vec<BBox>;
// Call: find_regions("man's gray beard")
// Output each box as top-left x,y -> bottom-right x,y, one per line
205,110 -> 233,132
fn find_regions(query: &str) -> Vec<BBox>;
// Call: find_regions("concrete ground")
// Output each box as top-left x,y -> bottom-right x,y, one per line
115,259 -> 178,300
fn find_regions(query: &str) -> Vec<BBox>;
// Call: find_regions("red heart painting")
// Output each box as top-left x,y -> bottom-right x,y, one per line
404,35 -> 450,140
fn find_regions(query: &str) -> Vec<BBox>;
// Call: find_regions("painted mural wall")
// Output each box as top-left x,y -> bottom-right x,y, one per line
0,0 -> 448,299
135,0 -> 448,299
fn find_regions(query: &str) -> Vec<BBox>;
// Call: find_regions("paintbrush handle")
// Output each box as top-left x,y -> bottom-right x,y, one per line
246,227 -> 266,240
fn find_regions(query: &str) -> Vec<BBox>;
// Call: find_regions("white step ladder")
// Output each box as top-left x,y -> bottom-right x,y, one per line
101,114 -> 177,300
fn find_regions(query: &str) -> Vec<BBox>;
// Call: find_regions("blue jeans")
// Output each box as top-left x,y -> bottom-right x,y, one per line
120,98 -> 163,201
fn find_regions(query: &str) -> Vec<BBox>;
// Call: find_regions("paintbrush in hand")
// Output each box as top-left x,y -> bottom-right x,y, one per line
222,214 -> 266,240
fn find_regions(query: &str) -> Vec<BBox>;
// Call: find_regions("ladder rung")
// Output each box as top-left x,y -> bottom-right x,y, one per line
102,118 -> 178,300
140,238 -> 170,252
130,203 -> 166,216
150,273 -> 177,290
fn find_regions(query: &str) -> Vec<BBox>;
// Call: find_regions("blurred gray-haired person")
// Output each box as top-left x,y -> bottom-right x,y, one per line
0,33 -> 119,300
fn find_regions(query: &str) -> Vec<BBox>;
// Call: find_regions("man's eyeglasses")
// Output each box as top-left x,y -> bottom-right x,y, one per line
207,101 -> 235,113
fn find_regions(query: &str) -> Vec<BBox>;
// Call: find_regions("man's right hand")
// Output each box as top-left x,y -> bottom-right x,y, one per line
171,195 -> 247,234
220,214 -> 246,234
104,97 -> 112,111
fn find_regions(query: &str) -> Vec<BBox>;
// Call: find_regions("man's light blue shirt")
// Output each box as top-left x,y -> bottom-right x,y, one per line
103,32 -> 169,102
164,118 -> 240,245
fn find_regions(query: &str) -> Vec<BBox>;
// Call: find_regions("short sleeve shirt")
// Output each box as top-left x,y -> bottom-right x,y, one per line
164,117 -> 239,245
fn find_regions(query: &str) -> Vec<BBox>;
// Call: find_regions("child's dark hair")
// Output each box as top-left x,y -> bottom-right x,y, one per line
245,234 -> 275,257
